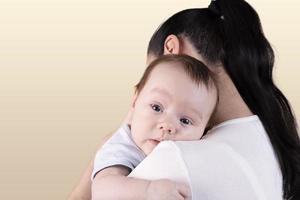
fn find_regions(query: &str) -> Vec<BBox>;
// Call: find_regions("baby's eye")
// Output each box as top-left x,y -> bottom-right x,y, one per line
180,118 -> 193,125
151,104 -> 162,112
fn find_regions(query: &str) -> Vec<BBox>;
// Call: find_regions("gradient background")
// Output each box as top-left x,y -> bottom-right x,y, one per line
0,0 -> 299,199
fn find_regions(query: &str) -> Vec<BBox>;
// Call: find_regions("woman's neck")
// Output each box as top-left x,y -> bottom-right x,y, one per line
210,70 -> 253,126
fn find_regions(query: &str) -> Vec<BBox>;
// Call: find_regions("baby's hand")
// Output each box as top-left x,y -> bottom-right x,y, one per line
146,179 -> 191,200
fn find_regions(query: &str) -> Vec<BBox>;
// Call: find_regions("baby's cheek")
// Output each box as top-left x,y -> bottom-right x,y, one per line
142,140 -> 158,155
178,127 -> 205,141
131,131 -> 142,147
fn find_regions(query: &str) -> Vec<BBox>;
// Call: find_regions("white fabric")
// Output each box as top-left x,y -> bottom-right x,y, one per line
129,115 -> 283,200
92,124 -> 146,179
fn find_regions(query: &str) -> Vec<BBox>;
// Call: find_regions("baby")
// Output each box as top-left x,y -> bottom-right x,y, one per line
91,54 -> 218,200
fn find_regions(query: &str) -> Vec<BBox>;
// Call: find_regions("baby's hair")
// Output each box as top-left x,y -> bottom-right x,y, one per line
135,54 -> 216,94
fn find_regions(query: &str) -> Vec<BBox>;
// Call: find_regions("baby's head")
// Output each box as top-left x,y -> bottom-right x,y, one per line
129,54 -> 218,155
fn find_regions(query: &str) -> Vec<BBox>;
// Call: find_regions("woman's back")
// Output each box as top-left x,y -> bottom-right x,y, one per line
129,116 -> 283,200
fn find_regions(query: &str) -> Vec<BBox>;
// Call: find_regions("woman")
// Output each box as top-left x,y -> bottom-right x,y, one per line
69,0 -> 300,199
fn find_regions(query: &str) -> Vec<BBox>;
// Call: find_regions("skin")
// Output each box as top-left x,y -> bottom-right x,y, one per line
68,35 -> 253,200
130,61 -> 217,155
161,35 -> 253,126
91,61 -> 217,200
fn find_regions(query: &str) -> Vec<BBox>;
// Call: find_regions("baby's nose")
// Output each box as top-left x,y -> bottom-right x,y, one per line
157,122 -> 176,135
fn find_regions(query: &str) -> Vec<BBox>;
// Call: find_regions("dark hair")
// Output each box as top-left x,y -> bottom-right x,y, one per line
147,0 -> 300,199
135,54 -> 216,94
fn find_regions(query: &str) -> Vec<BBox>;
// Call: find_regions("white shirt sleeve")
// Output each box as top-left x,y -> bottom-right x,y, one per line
92,124 -> 146,179
129,140 -> 268,200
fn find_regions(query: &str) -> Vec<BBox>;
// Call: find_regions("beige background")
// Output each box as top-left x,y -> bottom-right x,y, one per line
0,0 -> 299,199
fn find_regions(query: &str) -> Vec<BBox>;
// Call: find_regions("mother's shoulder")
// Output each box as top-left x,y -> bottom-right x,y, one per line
173,140 -> 239,160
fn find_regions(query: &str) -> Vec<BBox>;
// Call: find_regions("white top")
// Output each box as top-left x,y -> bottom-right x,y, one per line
129,115 -> 283,200
92,124 -> 146,179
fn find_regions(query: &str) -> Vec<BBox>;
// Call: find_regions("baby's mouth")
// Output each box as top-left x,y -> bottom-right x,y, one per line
148,139 -> 160,146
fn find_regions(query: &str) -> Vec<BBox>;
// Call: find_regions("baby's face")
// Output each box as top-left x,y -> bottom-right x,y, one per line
130,62 -> 217,155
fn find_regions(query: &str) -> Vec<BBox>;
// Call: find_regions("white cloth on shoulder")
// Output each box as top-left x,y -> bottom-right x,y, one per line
129,115 -> 283,200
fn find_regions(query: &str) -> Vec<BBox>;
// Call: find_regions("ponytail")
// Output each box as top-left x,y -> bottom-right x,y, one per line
211,0 -> 300,199
147,1 -> 300,198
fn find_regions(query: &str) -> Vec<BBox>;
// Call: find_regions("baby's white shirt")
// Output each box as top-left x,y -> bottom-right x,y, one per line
92,124 -> 146,179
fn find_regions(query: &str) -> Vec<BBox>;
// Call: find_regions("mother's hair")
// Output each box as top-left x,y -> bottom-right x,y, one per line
147,0 -> 300,199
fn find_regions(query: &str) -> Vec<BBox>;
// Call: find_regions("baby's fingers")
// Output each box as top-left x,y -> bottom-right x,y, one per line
176,183 -> 191,199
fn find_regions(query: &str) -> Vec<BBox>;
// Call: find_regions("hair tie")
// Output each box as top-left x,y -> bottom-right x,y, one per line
208,0 -> 224,20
